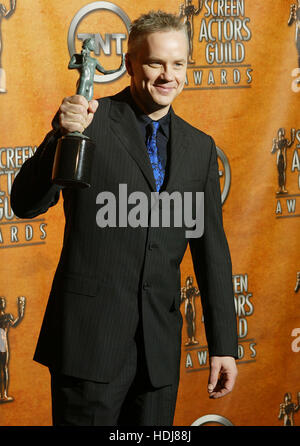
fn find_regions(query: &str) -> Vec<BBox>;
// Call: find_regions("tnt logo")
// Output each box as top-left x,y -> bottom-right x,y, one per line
77,33 -> 126,56
67,2 -> 131,83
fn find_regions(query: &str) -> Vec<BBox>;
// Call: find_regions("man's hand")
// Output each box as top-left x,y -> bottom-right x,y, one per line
59,95 -> 99,135
207,356 -> 238,399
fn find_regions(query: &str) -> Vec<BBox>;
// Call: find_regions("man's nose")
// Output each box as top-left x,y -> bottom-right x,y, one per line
160,64 -> 175,81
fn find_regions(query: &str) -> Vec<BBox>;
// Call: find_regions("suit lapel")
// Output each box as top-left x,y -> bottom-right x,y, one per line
109,88 -> 189,192
109,92 -> 156,191
164,109 -> 188,191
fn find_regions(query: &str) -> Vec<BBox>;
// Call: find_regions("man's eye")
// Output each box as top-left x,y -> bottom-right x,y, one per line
149,62 -> 162,67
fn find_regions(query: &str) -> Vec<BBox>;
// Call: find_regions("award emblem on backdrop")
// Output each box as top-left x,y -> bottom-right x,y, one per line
181,276 -> 200,346
295,272 -> 300,293
52,37 -> 125,188
179,0 -> 253,89
0,296 -> 26,403
288,1 -> 300,82
271,128 -> 296,194
0,0 -> 16,93
278,392 -> 300,426
179,0 -> 203,64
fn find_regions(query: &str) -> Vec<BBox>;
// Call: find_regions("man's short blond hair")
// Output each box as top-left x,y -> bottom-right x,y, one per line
127,10 -> 188,55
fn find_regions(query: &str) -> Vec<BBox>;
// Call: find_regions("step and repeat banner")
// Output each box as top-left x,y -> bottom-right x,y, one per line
0,0 -> 299,426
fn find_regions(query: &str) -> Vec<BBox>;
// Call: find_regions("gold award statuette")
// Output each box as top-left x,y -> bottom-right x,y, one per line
52,38 -> 124,188
0,296 -> 26,403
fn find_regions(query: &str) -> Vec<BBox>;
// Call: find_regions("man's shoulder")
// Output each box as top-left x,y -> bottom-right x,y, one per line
96,86 -> 131,107
172,111 -> 213,146
94,87 -> 133,120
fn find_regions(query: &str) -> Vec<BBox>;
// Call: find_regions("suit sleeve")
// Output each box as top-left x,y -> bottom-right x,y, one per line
10,113 -> 63,219
189,136 -> 238,359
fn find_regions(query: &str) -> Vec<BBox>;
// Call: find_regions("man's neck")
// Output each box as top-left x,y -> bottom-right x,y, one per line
130,85 -> 170,121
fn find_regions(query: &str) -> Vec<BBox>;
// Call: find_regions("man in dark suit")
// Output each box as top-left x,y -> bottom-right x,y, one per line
10,10 -> 238,426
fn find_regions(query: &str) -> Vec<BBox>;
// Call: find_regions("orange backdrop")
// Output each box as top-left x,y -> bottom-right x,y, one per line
0,0 -> 299,426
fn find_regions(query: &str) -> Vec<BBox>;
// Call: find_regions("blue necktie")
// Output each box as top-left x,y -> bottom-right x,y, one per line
146,121 -> 165,192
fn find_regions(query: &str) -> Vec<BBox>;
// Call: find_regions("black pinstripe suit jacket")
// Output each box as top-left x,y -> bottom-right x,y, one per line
11,87 -> 238,387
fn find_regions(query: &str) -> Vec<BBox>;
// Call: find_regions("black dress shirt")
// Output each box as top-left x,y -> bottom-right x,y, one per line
127,92 -> 171,176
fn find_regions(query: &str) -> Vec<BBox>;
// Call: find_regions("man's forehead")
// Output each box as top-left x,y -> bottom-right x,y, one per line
128,29 -> 189,61
138,30 -> 189,51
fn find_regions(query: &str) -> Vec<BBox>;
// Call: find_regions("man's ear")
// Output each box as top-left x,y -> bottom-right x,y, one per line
125,53 -> 133,77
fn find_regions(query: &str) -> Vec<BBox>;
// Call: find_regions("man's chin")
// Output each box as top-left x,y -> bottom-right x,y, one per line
151,94 -> 174,108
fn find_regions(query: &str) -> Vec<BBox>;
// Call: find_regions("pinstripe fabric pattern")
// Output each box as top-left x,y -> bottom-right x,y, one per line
50,323 -> 179,426
10,87 -> 238,394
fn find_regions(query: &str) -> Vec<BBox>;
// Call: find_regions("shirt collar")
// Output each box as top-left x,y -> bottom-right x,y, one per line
128,90 -> 171,138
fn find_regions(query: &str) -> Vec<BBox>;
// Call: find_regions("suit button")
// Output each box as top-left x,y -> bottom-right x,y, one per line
148,243 -> 157,250
143,282 -> 150,290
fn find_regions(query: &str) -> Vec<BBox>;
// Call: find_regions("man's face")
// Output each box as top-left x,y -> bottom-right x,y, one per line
126,30 -> 188,116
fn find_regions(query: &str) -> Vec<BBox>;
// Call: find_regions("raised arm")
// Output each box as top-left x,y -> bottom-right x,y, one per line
10,297 -> 25,328
271,137 -> 278,154
68,54 -> 82,70
95,53 -> 125,75
179,3 -> 185,18
288,4 -> 296,26
11,94 -> 99,218
195,0 -> 203,15
3,0 -> 16,18
287,128 -> 296,147
10,118 -> 63,219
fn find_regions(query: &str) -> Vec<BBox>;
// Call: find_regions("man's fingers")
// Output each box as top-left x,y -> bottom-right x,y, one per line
59,95 -> 97,134
60,110 -> 87,126
88,99 -> 99,114
209,387 -> 231,399
67,94 -> 89,108
59,118 -> 85,134
86,112 -> 95,128
208,356 -> 238,398
211,374 -> 235,398
209,369 -> 237,399
60,95 -> 89,119
86,101 -> 99,127
207,363 -> 220,394
60,101 -> 88,117
59,112 -> 86,134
